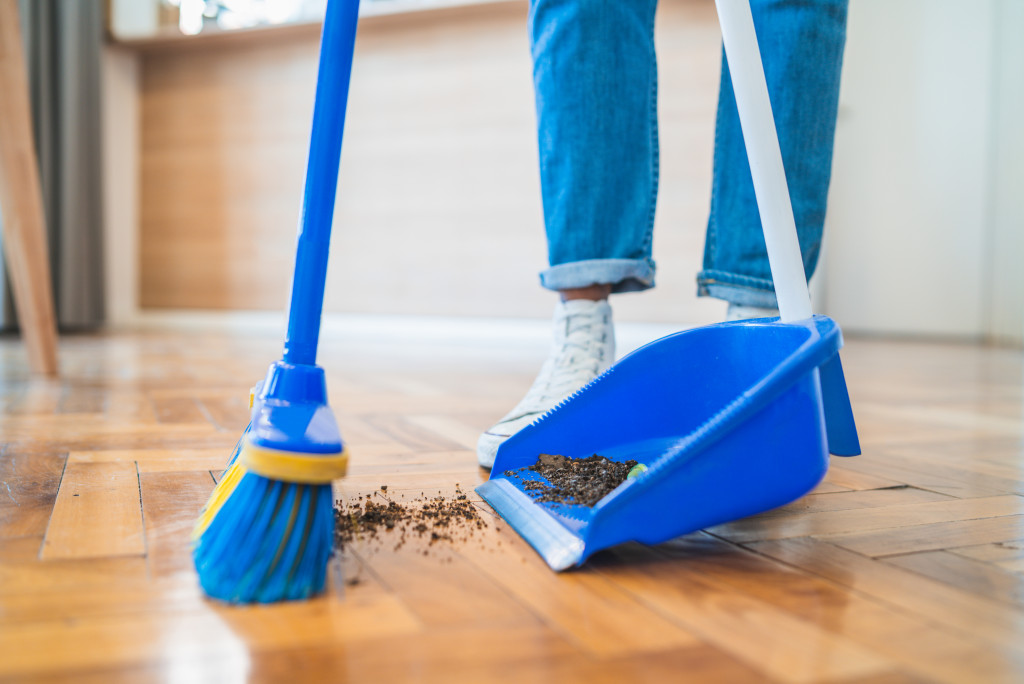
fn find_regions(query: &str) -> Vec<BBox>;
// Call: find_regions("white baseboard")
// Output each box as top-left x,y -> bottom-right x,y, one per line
123,309 -> 689,361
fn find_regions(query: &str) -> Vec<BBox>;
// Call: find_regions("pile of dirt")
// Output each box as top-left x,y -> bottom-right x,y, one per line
334,485 -> 488,553
505,453 -> 638,507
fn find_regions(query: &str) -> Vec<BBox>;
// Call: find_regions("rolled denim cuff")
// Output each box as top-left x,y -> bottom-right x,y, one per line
540,258 -> 656,294
697,269 -> 780,308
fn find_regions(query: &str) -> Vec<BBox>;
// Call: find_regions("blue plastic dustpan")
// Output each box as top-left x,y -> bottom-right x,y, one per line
477,315 -> 859,570
477,0 -> 861,570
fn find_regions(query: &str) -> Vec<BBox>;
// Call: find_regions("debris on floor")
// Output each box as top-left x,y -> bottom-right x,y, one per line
334,485 -> 488,556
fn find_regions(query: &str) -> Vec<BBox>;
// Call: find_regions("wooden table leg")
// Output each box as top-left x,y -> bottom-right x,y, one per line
0,0 -> 59,376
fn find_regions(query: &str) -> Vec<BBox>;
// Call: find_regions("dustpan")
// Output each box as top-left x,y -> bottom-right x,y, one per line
477,0 -> 861,571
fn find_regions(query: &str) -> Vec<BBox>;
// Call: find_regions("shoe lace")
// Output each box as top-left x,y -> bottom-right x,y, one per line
522,308 -> 610,406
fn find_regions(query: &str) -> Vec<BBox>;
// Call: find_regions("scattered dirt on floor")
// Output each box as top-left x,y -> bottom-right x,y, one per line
505,453 -> 638,507
334,485 -> 488,556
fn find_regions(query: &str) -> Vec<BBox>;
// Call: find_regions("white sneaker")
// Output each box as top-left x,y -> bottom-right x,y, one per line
477,299 -> 615,469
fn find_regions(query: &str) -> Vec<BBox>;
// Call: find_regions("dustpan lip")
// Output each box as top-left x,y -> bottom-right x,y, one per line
475,478 -> 586,570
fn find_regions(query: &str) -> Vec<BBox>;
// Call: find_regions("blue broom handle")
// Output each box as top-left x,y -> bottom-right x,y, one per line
283,0 -> 360,366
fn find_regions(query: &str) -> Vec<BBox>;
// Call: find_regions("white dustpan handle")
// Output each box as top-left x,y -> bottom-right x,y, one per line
714,0 -> 813,322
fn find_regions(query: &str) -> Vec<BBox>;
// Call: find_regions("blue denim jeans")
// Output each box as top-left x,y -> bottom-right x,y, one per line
529,0 -> 848,307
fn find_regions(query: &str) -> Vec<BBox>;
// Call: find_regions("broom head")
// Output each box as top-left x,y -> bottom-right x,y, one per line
192,361 -> 348,603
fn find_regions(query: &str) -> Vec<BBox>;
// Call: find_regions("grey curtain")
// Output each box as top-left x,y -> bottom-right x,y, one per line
0,0 -> 105,330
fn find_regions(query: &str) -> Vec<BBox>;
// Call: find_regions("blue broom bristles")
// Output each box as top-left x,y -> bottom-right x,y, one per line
192,469 -> 334,603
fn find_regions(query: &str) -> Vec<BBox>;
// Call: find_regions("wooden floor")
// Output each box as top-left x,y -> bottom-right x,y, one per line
1,326 -> 1022,683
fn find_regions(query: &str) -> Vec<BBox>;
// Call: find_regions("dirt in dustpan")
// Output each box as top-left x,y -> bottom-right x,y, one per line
504,453 -> 638,507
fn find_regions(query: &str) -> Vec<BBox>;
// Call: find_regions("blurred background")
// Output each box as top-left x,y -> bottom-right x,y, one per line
1,0 -> 1021,347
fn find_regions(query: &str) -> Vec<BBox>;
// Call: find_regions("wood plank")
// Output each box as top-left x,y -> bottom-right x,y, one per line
0,581 -> 209,634
345,450 -> 478,477
370,374 -> 447,398
1003,557 -> 1024,573
41,462 -> 146,560
0,593 -> 421,680
867,405 -> 1023,439
837,673 -> 934,684
919,442 -> 1024,482
346,537 -> 538,630
749,537 -> 1024,654
0,448 -> 66,538
150,396 -> 210,425
0,664 -> 164,684
0,567 -> 189,627
456,516 -> 700,658
854,404 -> 1023,448
0,563 -> 379,677
57,386 -> 107,414
251,639 -> 771,684
69,449 -> 232,474
0,536 -> 149,599
830,514 -> 1024,557
0,416 -> 230,451
810,480 -> 851,494
712,495 -> 1024,543
949,541 -> 1024,564
716,486 -> 949,523
6,379 -> 64,415
336,472 -> 485,501
338,440 -> 415,460
405,414 -> 482,451
248,624 -> 586,684
650,535 -> 1024,684
334,391 -> 515,417
333,412 -> 394,445
139,470 -> 214,578
216,586 -> 423,654
591,541 -> 893,683
104,392 -> 158,424
824,463 -> 906,491
835,448 -> 1022,498
886,550 -> 1024,606
359,415 -> 467,453
196,394 -> 250,433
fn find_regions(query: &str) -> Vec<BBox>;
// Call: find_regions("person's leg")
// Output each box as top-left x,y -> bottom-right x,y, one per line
477,0 -> 659,468
533,0 -> 660,294
698,0 -> 849,310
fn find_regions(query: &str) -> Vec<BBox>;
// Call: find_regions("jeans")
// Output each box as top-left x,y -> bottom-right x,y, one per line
529,0 -> 849,308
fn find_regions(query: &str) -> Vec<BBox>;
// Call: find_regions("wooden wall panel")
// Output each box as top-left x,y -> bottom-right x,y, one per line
140,0 -> 727,324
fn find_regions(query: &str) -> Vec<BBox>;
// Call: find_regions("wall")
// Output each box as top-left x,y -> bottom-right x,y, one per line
109,0 -> 1023,342
987,0 -> 1024,345
132,0 -> 728,326
823,0 -> 1023,344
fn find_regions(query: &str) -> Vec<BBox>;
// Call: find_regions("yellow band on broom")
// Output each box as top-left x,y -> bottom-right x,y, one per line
241,443 -> 349,485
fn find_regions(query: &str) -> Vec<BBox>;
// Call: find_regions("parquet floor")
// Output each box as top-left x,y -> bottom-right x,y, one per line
1,325 -> 1022,683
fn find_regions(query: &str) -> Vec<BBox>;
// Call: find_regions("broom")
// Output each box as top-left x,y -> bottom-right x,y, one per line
192,0 -> 360,604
